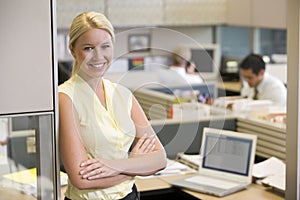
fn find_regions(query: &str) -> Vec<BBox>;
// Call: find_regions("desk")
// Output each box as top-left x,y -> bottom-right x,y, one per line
218,81 -> 242,93
136,174 -> 284,200
0,187 -> 36,200
218,81 -> 241,96
3,174 -> 282,200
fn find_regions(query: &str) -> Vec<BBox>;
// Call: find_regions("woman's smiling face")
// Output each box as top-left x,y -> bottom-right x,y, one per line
71,28 -> 113,80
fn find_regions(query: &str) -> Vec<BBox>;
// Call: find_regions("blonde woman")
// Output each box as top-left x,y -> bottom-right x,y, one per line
58,11 -> 167,200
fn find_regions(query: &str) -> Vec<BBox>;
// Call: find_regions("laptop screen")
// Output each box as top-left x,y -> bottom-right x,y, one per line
202,132 -> 253,176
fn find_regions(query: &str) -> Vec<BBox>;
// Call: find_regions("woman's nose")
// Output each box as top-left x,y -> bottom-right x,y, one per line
92,48 -> 103,59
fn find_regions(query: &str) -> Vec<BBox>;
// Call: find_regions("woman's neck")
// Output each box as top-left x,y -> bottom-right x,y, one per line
77,73 -> 103,92
87,78 -> 103,91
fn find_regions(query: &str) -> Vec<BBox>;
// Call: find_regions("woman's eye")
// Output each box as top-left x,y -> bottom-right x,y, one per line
101,44 -> 110,49
84,47 -> 93,51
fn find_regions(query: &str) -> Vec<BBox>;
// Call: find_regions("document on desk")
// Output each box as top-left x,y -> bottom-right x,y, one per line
252,157 -> 286,192
2,168 -> 68,196
157,159 -> 195,175
137,159 -> 196,179
252,157 -> 285,178
262,173 -> 285,192
176,153 -> 200,169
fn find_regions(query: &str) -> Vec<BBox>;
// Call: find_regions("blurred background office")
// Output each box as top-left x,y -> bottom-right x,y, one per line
56,0 -> 287,90
1,0 -> 293,199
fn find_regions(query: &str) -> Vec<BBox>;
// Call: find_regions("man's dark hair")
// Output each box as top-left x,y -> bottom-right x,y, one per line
239,53 -> 265,75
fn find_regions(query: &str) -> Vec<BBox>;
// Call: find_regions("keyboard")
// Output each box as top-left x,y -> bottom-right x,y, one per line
185,175 -> 240,190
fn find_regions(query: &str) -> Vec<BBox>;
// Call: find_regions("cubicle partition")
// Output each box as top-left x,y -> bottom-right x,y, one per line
133,88 -> 175,120
150,114 -> 287,161
133,83 -> 217,120
236,117 -> 286,161
151,117 -> 236,159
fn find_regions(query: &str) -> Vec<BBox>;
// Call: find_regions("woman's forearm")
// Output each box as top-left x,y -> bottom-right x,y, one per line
91,149 -> 167,176
73,173 -> 132,190
77,148 -> 167,184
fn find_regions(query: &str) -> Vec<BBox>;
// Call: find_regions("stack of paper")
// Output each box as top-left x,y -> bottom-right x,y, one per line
252,157 -> 285,192
156,159 -> 195,175
137,159 -> 196,179
176,153 -> 200,170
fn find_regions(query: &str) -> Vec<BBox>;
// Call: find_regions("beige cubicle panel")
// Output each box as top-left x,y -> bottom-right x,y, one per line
133,88 -> 175,120
133,83 -> 217,120
0,0 -> 55,115
236,117 -> 286,161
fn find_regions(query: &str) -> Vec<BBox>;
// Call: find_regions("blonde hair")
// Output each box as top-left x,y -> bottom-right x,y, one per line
68,11 -> 115,76
172,46 -> 191,66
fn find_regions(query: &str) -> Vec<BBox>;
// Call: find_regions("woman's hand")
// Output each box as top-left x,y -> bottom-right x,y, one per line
130,134 -> 156,157
79,158 -> 120,180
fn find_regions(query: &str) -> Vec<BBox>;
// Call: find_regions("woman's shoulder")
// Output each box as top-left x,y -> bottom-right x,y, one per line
58,75 -> 87,99
58,76 -> 76,93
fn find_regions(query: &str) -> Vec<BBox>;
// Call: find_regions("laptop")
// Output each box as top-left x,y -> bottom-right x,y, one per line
170,127 -> 257,197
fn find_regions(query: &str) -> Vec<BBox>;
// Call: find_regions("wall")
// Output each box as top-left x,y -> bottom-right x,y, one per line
116,26 -> 213,56
58,26 -> 214,61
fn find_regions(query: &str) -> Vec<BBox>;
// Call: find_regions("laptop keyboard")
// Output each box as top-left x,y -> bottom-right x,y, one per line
185,175 -> 240,190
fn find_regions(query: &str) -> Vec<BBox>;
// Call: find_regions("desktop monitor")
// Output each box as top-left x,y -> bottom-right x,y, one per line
220,55 -> 243,82
189,44 -> 221,81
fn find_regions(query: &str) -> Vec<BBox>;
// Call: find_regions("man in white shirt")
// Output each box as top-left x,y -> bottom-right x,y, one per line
240,54 -> 287,107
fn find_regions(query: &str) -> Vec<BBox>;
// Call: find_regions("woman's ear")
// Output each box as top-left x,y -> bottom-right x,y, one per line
69,45 -> 76,58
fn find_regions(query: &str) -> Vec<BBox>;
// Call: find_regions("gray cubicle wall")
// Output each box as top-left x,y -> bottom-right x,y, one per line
152,118 -> 236,159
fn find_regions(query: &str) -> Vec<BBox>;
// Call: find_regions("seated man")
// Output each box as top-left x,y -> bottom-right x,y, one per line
239,53 -> 287,107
